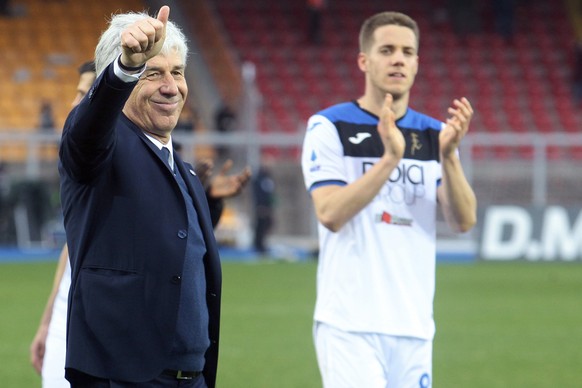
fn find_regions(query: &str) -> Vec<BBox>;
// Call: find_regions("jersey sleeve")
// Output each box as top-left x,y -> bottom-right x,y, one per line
301,114 -> 348,192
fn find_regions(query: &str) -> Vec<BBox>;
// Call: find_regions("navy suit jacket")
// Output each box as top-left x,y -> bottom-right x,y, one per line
59,64 -> 221,386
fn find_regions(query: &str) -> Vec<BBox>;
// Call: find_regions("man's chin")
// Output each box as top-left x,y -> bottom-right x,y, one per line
153,118 -> 179,133
385,90 -> 404,100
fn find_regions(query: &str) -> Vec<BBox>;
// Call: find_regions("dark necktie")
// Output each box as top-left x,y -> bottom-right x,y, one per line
161,146 -> 174,172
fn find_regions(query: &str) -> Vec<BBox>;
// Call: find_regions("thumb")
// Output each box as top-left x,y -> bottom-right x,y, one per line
157,5 -> 170,25
151,6 -> 169,50
383,93 -> 393,110
380,93 -> 394,122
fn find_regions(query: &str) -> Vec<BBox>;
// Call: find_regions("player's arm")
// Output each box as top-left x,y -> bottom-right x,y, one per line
311,156 -> 397,232
30,244 -> 69,374
311,94 -> 405,232
437,97 -> 477,233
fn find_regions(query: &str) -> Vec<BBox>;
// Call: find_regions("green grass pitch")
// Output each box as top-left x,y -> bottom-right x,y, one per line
1,259 -> 582,387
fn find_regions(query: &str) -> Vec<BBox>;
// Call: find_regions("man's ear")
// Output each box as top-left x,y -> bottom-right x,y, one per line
357,52 -> 367,72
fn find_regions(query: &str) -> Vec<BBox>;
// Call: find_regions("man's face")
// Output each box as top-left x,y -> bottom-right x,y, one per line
359,24 -> 419,99
123,50 -> 187,139
71,71 -> 96,107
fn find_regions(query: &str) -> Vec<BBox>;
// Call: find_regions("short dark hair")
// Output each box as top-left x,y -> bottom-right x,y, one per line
359,12 -> 420,53
78,61 -> 96,75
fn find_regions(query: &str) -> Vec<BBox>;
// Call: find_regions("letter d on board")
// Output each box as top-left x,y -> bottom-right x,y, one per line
481,206 -> 532,260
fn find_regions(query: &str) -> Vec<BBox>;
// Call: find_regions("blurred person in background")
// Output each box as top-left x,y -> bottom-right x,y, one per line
565,0 -> 582,104
447,0 -> 481,38
252,157 -> 276,254
174,104 -> 196,132
213,102 -> 237,159
573,40 -> 582,104
306,0 -> 327,45
38,100 -> 56,131
301,11 -> 477,388
0,0 -> 11,16
493,0 -> 516,42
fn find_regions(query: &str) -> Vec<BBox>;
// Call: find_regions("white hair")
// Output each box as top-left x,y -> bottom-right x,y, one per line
94,10 -> 188,76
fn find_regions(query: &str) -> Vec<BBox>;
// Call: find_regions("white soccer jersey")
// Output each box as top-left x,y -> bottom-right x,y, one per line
302,102 -> 444,340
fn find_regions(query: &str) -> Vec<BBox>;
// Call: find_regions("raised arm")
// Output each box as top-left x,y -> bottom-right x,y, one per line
437,97 -> 477,233
60,6 -> 171,182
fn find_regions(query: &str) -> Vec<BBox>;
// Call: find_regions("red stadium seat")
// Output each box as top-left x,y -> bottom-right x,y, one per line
208,0 -> 582,161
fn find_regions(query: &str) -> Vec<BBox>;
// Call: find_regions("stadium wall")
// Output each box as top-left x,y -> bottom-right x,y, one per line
0,132 -> 581,262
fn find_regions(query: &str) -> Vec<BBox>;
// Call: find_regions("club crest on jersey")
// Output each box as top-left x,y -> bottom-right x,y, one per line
410,132 -> 423,155
375,211 -> 413,226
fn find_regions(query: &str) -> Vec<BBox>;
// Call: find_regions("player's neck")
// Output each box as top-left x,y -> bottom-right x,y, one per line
358,92 -> 409,119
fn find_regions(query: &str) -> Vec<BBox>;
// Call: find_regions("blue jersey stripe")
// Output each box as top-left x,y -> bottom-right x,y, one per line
309,180 -> 347,192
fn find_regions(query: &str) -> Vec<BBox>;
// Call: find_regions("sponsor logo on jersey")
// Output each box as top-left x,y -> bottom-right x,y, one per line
348,132 -> 372,144
364,161 -> 427,205
309,150 -> 321,172
375,211 -> 413,226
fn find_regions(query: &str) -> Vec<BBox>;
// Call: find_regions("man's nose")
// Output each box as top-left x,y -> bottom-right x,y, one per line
390,50 -> 406,65
159,74 -> 179,94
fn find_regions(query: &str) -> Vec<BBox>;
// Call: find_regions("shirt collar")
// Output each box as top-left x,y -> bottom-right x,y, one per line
143,132 -> 174,167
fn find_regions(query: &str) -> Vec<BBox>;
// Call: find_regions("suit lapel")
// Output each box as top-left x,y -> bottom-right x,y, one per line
173,153 -> 214,233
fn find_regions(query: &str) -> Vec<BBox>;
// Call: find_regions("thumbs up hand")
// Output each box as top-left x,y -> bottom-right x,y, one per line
119,5 -> 169,69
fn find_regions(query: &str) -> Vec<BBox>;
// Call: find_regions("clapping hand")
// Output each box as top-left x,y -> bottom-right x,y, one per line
440,97 -> 473,158
378,93 -> 405,161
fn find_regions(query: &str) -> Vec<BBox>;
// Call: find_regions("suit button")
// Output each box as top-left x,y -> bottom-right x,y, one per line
171,275 -> 182,284
177,230 -> 188,239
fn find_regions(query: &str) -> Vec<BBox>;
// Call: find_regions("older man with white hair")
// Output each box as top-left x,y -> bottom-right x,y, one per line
59,6 -> 221,387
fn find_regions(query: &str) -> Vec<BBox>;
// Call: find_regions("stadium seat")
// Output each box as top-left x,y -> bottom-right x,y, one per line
0,0 -> 145,136
207,0 -> 582,160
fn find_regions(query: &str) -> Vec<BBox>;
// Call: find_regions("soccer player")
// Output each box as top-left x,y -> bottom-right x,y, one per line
301,11 -> 477,388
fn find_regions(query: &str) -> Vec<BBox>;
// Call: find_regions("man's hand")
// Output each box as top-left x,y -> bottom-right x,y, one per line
120,5 -> 169,69
378,93 -> 405,161
440,97 -> 473,158
209,160 -> 252,199
194,159 -> 214,189
30,326 -> 48,374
